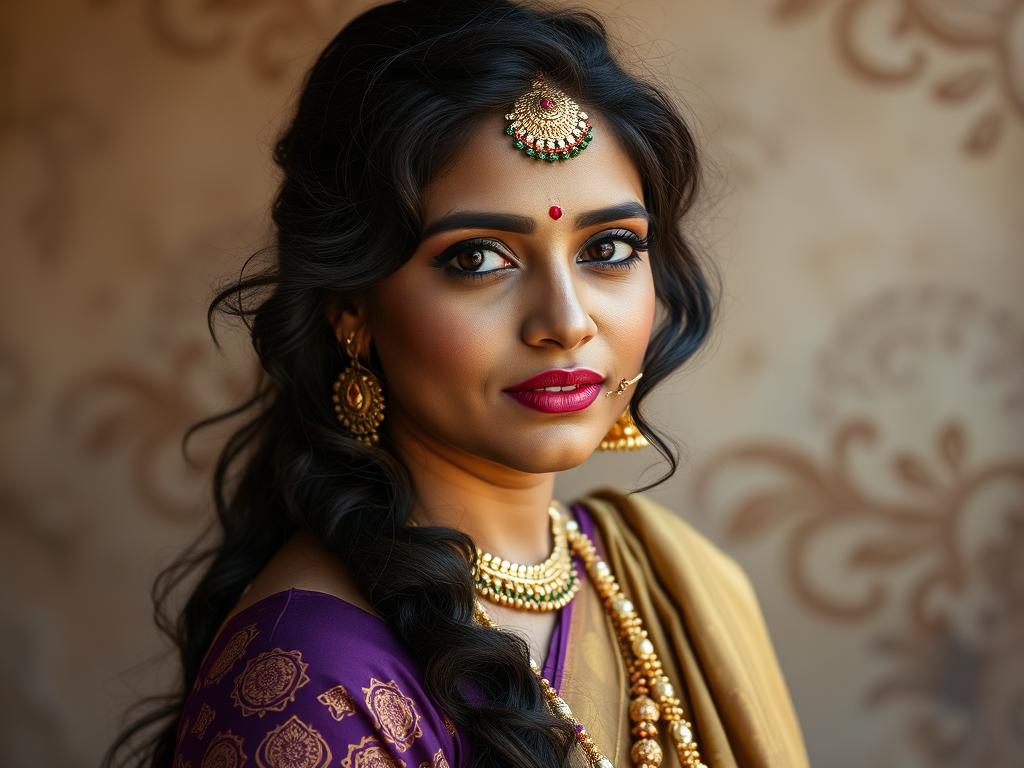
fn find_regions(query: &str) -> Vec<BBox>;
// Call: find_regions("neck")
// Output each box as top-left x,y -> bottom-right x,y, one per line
388,408 -> 557,566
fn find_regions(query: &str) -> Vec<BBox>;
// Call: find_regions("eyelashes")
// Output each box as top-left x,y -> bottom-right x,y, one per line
431,228 -> 649,282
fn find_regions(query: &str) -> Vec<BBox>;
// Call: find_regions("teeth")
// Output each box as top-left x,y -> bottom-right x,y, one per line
532,385 -> 580,392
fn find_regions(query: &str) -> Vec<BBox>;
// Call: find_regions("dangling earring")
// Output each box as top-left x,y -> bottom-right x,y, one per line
598,407 -> 649,451
332,331 -> 385,444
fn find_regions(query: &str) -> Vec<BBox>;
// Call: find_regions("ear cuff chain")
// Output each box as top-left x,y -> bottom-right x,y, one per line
505,76 -> 594,161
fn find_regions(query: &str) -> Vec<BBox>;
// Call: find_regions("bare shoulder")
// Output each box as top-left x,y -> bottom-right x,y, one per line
229,530 -> 378,620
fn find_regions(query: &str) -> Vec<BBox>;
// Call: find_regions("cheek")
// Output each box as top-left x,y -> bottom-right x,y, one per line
604,268 -> 657,356
638,276 -> 657,339
369,275 -> 497,387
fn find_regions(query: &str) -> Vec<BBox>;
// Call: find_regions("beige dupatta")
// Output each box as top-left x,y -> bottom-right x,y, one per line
557,486 -> 809,767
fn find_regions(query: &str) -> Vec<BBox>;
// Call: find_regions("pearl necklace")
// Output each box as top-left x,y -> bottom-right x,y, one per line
473,509 -> 707,768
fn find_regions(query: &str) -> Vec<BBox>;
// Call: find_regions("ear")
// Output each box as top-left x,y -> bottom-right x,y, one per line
326,296 -> 371,354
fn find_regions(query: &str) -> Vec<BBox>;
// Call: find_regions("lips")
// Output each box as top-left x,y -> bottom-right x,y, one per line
503,368 -> 606,414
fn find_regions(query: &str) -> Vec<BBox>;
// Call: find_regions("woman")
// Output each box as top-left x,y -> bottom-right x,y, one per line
105,1 -> 808,766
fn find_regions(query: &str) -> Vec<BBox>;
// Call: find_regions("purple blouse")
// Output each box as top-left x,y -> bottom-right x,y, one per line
172,504 -> 597,768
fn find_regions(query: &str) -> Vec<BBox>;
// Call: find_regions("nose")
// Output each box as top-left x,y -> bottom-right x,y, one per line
520,261 -> 598,351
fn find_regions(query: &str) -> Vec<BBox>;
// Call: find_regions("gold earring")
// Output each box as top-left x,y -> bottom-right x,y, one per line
332,331 -> 385,444
598,408 -> 649,451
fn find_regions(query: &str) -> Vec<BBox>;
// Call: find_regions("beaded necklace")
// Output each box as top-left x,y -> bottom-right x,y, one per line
472,506 -> 580,611
473,506 -> 707,768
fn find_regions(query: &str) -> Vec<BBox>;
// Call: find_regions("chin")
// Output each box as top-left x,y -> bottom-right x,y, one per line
491,438 -> 599,474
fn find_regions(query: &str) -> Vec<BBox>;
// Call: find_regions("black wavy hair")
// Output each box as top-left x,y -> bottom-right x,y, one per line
103,1 -> 717,766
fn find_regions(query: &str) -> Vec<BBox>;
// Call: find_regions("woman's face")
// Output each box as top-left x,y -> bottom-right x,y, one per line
357,112 -> 656,473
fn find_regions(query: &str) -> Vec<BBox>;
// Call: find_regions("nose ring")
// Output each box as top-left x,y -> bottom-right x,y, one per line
605,372 -> 643,397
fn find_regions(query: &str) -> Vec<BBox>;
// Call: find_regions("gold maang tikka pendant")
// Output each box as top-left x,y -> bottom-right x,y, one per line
504,76 -> 593,162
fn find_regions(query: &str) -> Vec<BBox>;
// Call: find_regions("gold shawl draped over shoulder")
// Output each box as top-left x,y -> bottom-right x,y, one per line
565,486 -> 809,768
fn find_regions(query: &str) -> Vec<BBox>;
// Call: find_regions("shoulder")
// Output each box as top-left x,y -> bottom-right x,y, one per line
230,530 -> 377,618
172,589 -> 461,768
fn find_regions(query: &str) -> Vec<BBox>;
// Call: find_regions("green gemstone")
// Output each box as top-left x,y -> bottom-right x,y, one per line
546,153 -> 556,162
570,148 -> 580,157
514,140 -> 524,150
525,148 -> 535,157
586,129 -> 594,140
560,151 -> 570,160
505,126 -> 514,136
580,141 -> 588,149
538,152 -> 548,160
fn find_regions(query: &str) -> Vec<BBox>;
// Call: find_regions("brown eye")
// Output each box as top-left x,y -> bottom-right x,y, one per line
457,248 -> 487,270
591,241 -> 617,261
436,239 -> 515,279
584,238 -> 634,263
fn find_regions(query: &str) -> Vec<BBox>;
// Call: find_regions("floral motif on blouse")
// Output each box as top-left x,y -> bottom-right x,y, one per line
173,591 -> 464,768
191,703 -> 216,740
254,715 -> 332,768
200,730 -> 246,768
362,678 -> 423,752
418,749 -> 450,768
317,684 -> 356,722
232,648 -> 310,718
341,735 -> 407,768
205,625 -> 260,686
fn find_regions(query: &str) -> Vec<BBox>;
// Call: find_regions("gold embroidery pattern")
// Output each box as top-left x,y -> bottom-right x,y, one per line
417,750 -> 449,768
341,736 -> 406,768
205,625 -> 260,686
361,678 -> 422,752
191,703 -> 216,739
441,716 -> 456,737
254,715 -> 332,768
317,684 -> 356,721
200,730 -> 246,768
231,648 -> 310,718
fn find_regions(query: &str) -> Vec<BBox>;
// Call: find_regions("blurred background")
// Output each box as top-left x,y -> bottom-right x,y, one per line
2,1 -> 1022,766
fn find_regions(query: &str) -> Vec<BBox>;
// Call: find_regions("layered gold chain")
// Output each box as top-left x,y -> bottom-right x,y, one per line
473,506 -> 707,768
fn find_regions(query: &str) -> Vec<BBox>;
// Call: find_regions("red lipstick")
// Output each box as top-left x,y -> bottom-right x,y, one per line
503,368 -> 605,414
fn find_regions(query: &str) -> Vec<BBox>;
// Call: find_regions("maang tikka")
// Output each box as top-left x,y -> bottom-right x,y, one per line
504,76 -> 593,161
332,331 -> 386,444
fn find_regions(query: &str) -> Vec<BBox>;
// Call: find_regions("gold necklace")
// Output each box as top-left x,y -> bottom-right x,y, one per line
472,504 -> 580,611
473,509 -> 707,768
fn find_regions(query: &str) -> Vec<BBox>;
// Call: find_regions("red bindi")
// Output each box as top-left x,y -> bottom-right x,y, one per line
548,205 -> 563,220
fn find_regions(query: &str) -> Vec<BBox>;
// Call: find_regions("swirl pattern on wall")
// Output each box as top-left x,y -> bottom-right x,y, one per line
696,284 -> 1024,765
774,0 -> 1024,155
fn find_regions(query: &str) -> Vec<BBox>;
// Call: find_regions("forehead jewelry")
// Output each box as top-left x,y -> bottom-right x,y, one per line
504,76 -> 594,162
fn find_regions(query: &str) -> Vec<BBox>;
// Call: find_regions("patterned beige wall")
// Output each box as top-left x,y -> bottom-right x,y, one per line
2,1 -> 1022,766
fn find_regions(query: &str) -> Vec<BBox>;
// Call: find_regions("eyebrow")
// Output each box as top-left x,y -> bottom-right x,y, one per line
420,201 -> 649,239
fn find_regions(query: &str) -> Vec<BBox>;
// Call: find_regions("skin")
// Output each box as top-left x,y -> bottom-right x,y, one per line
239,111 -> 657,664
